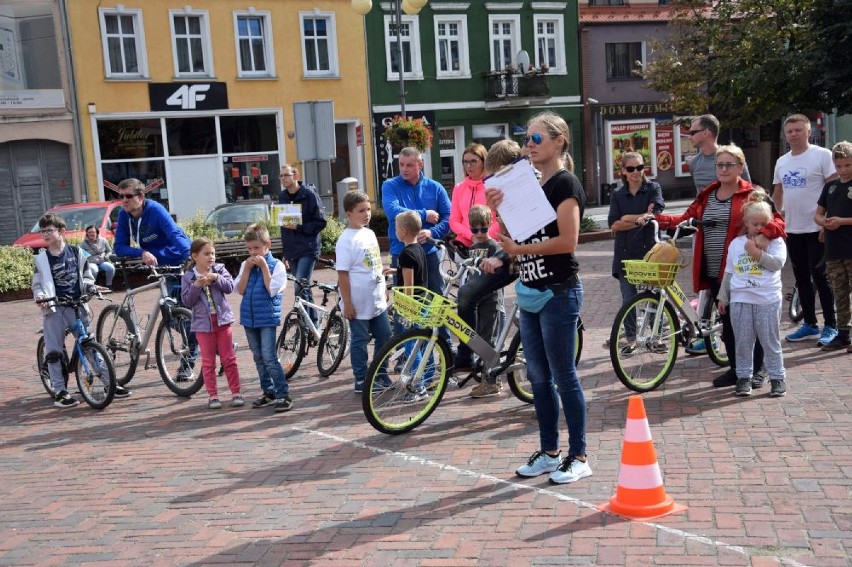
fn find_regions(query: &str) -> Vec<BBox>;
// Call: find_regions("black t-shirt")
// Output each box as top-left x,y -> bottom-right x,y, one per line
817,179 -> 852,260
516,170 -> 586,288
47,245 -> 81,299
396,243 -> 427,289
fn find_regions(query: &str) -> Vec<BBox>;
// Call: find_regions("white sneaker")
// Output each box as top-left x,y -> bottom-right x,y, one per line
548,456 -> 592,484
516,450 -> 561,478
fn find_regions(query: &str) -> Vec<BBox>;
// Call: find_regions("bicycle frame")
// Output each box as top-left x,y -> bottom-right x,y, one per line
290,295 -> 330,343
107,274 -> 174,366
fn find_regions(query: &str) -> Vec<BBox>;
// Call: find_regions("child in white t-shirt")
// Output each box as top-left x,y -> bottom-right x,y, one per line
336,190 -> 394,393
717,190 -> 788,397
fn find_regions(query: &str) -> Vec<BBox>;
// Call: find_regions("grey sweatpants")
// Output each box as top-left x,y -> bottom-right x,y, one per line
730,301 -> 786,381
43,305 -> 105,394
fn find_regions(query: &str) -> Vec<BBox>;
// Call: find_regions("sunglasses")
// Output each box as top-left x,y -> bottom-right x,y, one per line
470,227 -> 489,234
623,165 -> 645,173
118,193 -> 140,200
689,129 -> 706,136
523,132 -> 544,145
715,162 -> 741,170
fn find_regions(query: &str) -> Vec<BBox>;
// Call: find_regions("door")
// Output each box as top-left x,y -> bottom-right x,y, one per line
167,157 -> 225,222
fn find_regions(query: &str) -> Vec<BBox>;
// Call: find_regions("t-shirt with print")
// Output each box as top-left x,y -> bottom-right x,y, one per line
466,239 -> 499,300
396,243 -> 427,291
817,179 -> 852,260
725,235 -> 787,304
335,227 -> 387,319
47,245 -> 82,299
516,170 -> 585,289
773,145 -> 837,233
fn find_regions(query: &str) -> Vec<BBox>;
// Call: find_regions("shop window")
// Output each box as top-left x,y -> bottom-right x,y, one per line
606,42 -> 644,80
102,160 -> 168,207
220,115 -> 278,154
166,117 -> 217,156
170,11 -> 213,77
222,155 -> 281,202
300,12 -> 338,76
98,8 -> 148,78
234,11 -> 275,77
97,119 -> 164,160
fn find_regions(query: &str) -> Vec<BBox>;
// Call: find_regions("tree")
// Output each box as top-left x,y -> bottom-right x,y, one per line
642,0 -> 850,126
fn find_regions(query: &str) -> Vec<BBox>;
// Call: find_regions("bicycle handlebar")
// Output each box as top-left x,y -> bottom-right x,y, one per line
37,292 -> 105,308
645,218 -> 717,243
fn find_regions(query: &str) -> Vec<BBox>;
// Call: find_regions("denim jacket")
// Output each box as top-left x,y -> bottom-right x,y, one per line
180,263 -> 236,332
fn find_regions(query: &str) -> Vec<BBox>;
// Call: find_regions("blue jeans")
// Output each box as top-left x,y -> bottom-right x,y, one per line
243,326 -> 289,399
390,252 -> 452,345
519,283 -> 586,457
290,255 -> 318,325
617,275 -> 638,339
349,312 -> 392,389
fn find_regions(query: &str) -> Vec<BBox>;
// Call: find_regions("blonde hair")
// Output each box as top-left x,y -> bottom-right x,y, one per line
395,210 -> 421,236
528,111 -> 571,160
243,223 -> 271,244
741,186 -> 773,228
468,204 -> 492,228
832,141 -> 852,160
716,144 -> 746,166
485,139 -> 522,174
784,114 -> 811,127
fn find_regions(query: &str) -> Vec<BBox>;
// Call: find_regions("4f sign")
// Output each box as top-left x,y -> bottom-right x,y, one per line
166,84 -> 210,110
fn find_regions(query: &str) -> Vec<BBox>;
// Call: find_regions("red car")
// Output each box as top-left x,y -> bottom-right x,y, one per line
14,201 -> 123,250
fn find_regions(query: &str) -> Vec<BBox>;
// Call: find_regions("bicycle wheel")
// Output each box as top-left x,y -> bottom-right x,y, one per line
317,309 -> 349,377
705,303 -> 730,367
362,328 -> 452,434
277,311 -> 305,379
36,335 -> 69,397
155,307 -> 204,397
506,331 -> 532,404
610,292 -> 679,392
788,286 -> 803,323
96,304 -> 138,386
75,341 -> 116,410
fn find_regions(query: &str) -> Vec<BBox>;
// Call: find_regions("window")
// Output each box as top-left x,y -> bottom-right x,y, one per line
169,11 -> 213,77
533,15 -> 566,74
605,42 -> 644,80
434,16 -> 470,78
300,12 -> 338,76
233,11 -> 275,77
488,15 -> 520,71
588,0 -> 624,5
166,117 -> 217,156
383,14 -> 423,80
98,8 -> 148,78
220,115 -> 278,154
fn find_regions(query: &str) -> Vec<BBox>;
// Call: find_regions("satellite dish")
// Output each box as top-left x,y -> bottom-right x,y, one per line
516,50 -> 530,74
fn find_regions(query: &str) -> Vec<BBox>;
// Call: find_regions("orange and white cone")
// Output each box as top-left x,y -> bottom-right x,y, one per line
599,395 -> 686,520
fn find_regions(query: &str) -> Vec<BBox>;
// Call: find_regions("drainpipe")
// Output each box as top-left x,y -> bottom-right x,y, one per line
58,0 -> 89,202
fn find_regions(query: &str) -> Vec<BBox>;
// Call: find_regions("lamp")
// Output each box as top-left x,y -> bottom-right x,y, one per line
351,0 -> 371,15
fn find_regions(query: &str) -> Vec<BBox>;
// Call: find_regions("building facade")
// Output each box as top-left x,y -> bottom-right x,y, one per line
364,1 -> 584,201
65,1 -> 374,222
0,0 -> 83,244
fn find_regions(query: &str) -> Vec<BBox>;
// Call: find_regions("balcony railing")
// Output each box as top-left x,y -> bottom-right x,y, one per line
485,70 -> 550,103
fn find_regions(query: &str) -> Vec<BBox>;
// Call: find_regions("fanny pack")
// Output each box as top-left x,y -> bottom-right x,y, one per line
515,280 -> 554,313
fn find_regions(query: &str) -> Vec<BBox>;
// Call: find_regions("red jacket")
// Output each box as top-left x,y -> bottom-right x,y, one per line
656,178 -> 786,293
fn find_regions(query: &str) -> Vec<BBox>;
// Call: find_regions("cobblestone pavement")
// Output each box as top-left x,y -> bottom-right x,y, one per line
1,239 -> 849,567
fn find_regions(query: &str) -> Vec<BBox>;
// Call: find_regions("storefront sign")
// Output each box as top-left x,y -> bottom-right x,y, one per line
655,118 -> 674,172
598,102 -> 673,118
605,119 -> 656,183
232,154 -> 269,163
0,89 -> 64,109
373,110 -> 435,187
149,82 -> 228,112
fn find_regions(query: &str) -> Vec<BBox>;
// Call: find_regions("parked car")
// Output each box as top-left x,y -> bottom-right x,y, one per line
205,199 -> 272,238
14,200 -> 122,250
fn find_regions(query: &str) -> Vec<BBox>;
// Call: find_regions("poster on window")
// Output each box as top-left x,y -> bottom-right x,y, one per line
605,120 -> 656,183
654,118 -> 674,173
673,116 -> 697,177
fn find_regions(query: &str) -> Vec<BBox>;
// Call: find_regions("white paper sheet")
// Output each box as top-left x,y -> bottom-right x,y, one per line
484,161 -> 556,242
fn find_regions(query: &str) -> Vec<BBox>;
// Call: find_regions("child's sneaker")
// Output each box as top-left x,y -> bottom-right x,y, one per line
817,326 -> 839,348
516,450 -> 561,478
231,395 -> 245,408
548,456 -> 593,484
751,369 -> 767,389
252,393 -> 276,408
208,398 -> 222,409
274,396 -> 293,412
785,322 -> 819,342
470,382 -> 501,398
114,385 -> 132,398
735,377 -> 752,396
770,380 -> 787,397
54,390 -> 78,409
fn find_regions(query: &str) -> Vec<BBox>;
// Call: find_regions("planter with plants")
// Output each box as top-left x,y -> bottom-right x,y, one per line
0,245 -> 36,300
383,115 -> 433,152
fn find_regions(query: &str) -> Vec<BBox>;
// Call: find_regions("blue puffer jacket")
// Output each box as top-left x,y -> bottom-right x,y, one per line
239,252 -> 283,328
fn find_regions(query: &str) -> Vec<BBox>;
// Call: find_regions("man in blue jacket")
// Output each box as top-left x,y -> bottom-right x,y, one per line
278,164 -> 327,324
382,147 -> 452,341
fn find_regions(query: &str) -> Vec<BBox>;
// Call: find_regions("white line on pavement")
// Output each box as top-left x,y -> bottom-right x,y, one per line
293,426 -> 813,567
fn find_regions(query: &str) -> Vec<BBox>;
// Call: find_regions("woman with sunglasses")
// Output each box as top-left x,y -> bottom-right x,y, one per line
486,112 -> 591,485
608,152 -> 665,353
654,145 -> 786,388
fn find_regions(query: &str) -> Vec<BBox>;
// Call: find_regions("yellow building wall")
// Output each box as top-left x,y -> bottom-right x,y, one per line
66,1 -> 374,201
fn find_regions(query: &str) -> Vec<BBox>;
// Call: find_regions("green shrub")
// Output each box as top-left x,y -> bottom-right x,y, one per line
370,207 -> 389,237
580,215 -> 600,233
180,211 -> 221,240
321,217 -> 345,255
0,245 -> 35,293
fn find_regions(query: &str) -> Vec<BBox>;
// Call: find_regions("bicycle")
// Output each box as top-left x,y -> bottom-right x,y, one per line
95,257 -> 203,397
609,219 -> 729,392
435,237 -> 471,297
276,258 -> 350,379
361,282 -> 585,435
36,294 -> 117,410
786,285 -> 802,323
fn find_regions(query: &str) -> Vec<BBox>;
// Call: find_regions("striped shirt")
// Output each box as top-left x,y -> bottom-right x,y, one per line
701,190 -> 732,280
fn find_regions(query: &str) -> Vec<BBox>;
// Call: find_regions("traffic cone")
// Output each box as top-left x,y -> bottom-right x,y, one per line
599,395 -> 686,521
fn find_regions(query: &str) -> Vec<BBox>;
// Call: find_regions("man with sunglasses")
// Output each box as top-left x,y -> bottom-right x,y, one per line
688,114 -> 750,193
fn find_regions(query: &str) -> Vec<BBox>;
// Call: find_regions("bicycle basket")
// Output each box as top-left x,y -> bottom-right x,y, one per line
622,260 -> 681,286
392,287 -> 454,327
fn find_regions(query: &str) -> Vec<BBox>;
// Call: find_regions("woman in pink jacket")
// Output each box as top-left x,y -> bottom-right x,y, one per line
449,143 -> 500,247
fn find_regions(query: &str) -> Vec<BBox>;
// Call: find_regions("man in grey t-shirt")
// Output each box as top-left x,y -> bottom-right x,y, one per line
688,114 -> 751,192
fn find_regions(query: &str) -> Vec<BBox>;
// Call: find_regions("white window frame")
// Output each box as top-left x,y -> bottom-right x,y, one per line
168,9 -> 214,78
487,14 -> 521,72
98,7 -> 149,79
383,14 -> 423,81
533,14 -> 566,75
433,15 -> 470,79
233,10 -> 276,78
299,11 -> 339,77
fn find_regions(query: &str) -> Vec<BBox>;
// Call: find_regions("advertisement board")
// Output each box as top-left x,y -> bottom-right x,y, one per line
604,119 -> 656,183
